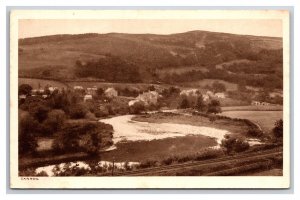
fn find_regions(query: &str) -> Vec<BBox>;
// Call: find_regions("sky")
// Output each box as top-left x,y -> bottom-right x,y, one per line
19,19 -> 282,39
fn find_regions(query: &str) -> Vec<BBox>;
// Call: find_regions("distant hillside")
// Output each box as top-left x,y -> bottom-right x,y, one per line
18,30 -> 283,89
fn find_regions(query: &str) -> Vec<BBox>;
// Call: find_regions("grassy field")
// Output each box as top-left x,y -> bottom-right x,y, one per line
18,78 -> 68,89
222,105 -> 283,111
221,110 -> 283,133
133,112 -> 251,136
157,65 -> 209,75
101,135 -> 217,162
179,79 -> 238,91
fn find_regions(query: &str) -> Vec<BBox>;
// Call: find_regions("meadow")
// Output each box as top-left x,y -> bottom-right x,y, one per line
221,110 -> 283,133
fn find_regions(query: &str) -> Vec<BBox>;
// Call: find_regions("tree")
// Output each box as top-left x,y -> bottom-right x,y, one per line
19,84 -> 32,95
96,88 -> 104,97
42,109 -> 66,136
29,103 -> 50,123
212,81 -> 226,93
221,135 -> 250,154
19,111 -> 38,154
195,95 -> 206,112
148,85 -> 156,91
207,99 -> 221,114
129,101 -> 145,114
68,103 -> 88,119
180,97 -> 189,109
273,119 -> 283,139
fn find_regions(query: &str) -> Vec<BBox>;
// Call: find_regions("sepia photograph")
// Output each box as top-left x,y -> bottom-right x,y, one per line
10,10 -> 290,188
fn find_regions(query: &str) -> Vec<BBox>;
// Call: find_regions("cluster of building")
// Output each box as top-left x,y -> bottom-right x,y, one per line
251,101 -> 271,106
73,85 -> 118,102
179,89 -> 226,101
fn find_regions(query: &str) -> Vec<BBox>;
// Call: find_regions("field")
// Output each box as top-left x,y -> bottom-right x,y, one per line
222,105 -> 283,111
179,78 -> 238,91
101,135 -> 217,162
221,110 -> 283,133
133,112 -> 252,136
18,78 -> 68,89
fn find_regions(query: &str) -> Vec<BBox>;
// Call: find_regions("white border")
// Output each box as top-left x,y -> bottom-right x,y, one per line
10,9 -> 290,189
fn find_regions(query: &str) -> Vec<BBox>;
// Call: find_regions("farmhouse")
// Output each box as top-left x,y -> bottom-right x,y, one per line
202,94 -> 210,102
84,94 -> 93,102
19,94 -> 26,99
129,91 -> 160,107
137,91 -> 160,106
105,88 -> 118,98
215,92 -> 226,99
74,86 -> 84,90
251,101 -> 261,106
251,101 -> 270,106
206,90 -> 214,97
180,89 -> 200,97
87,86 -> 97,95
48,86 -> 58,93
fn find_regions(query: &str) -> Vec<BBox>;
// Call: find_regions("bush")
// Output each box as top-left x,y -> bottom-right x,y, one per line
19,111 -> 39,155
273,119 -> 283,139
207,99 -> 221,114
19,84 -> 32,95
129,101 -> 145,114
42,109 -> 66,136
68,103 -> 88,119
247,128 -> 263,137
221,135 -> 250,154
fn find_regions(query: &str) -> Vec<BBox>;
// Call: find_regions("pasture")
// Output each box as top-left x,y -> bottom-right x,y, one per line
221,110 -> 283,133
18,78 -> 68,89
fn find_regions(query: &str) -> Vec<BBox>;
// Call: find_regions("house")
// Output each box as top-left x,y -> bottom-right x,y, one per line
136,91 -> 160,106
261,102 -> 270,106
74,86 -> 84,90
42,94 -> 48,99
215,92 -> 226,99
128,91 -> 160,107
19,94 -> 26,99
87,86 -> 97,95
206,90 -> 214,98
105,88 -> 118,98
84,94 -> 93,102
251,101 -> 261,106
202,94 -> 210,102
180,89 -> 200,97
48,86 -> 58,93
128,99 -> 140,106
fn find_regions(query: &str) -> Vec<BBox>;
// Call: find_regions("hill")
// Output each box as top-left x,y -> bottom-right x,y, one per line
18,30 -> 283,89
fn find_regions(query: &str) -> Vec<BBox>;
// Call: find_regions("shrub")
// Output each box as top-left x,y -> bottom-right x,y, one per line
68,103 -> 88,119
247,128 -> 263,137
129,101 -> 145,114
207,99 -> 222,114
19,84 -> 32,95
221,135 -> 250,154
273,119 -> 283,139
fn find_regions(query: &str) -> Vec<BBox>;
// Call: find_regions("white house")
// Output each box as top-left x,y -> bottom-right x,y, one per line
251,101 -> 261,106
87,86 -> 97,95
74,86 -> 84,90
180,89 -> 200,97
19,94 -> 26,99
206,90 -> 214,98
202,94 -> 210,102
48,86 -> 58,93
136,91 -> 160,106
105,88 -> 118,98
215,92 -> 226,99
84,94 -> 93,102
